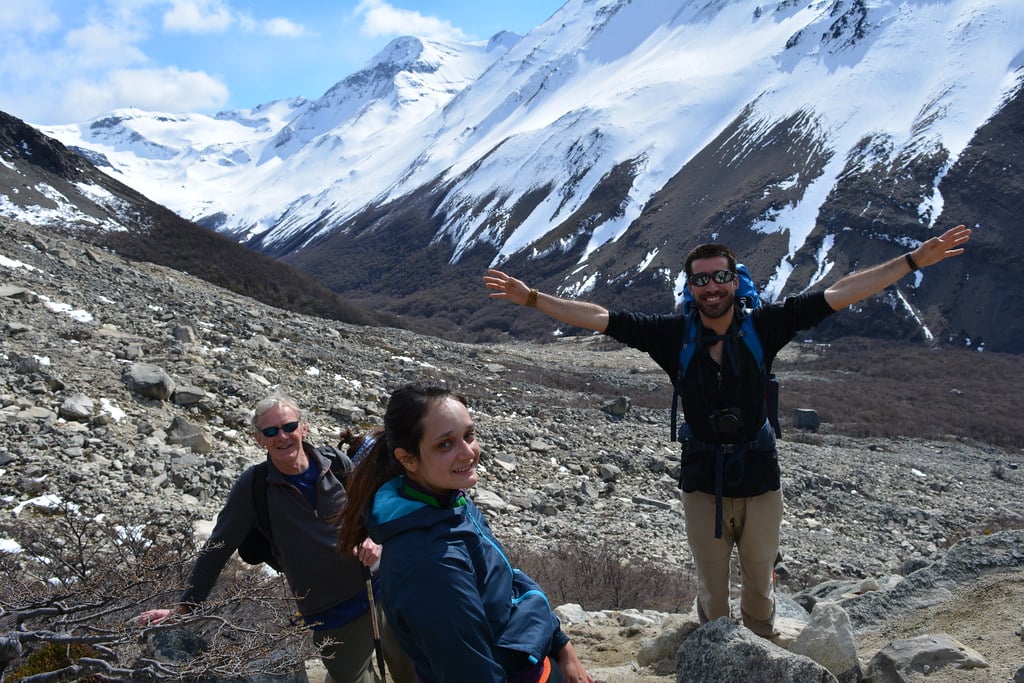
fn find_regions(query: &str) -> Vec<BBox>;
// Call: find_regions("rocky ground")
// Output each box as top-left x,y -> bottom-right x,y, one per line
2,217 -> 1022,681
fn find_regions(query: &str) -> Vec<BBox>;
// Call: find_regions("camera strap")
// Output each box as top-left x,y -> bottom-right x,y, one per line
673,307 -> 782,441
671,314 -> 747,438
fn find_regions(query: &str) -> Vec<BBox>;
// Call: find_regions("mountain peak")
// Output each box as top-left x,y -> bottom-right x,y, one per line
22,0 -> 1024,352
486,30 -> 523,53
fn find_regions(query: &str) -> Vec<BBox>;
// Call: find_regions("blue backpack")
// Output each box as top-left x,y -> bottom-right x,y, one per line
671,264 -> 781,440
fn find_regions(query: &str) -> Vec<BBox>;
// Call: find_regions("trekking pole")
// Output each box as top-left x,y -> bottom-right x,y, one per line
363,564 -> 387,681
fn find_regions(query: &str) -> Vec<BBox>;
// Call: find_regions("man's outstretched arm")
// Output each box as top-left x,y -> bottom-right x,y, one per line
483,269 -> 610,333
824,224 -> 971,311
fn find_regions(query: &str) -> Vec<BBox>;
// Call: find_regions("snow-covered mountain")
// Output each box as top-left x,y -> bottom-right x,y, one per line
0,110 -> 404,332
30,0 -> 1024,352
39,32 -> 519,247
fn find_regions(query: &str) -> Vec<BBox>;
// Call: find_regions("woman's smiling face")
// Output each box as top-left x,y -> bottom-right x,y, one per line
396,396 -> 480,496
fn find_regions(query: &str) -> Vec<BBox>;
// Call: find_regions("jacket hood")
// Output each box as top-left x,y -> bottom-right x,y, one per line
366,476 -> 466,545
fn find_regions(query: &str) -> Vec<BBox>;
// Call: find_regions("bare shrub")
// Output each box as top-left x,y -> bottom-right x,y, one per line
0,502 -> 313,681
785,431 -> 825,446
505,537 -> 696,613
778,338 -> 1024,450
486,336 -> 1022,451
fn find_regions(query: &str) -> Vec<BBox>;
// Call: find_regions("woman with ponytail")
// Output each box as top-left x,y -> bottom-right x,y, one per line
338,382 -> 593,683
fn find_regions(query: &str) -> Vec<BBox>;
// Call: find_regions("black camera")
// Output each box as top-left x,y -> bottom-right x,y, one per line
708,407 -> 745,437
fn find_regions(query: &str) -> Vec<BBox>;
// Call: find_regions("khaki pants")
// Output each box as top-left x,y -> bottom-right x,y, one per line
683,488 -> 782,637
313,607 -> 415,683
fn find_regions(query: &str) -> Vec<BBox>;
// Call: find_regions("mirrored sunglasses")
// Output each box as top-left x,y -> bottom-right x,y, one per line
689,269 -> 736,287
260,421 -> 300,438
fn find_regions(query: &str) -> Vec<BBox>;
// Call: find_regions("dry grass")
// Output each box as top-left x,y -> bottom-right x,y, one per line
505,537 -> 697,613
484,336 -> 1023,452
774,337 -> 1023,450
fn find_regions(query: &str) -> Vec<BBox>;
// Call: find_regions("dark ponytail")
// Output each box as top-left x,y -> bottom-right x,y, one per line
336,382 -> 466,553
337,433 -> 402,553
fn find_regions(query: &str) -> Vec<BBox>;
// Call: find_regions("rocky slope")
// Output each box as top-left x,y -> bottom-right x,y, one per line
0,110 -> 404,333
2,216 -> 1022,682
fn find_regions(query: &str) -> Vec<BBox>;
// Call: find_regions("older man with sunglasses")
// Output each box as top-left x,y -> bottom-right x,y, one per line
483,225 -> 970,639
138,391 -> 413,683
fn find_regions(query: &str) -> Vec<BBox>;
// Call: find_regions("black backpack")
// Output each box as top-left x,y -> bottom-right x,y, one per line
236,444 -> 353,571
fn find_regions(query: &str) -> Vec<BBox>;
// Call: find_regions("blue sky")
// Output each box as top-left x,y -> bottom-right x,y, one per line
0,0 -> 563,125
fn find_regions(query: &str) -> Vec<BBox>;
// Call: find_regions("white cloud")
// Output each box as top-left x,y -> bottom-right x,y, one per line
0,0 -> 60,34
354,0 -> 468,41
0,15 -> 147,123
237,14 -> 307,38
0,0 -> 308,123
63,67 -> 229,117
260,16 -> 306,38
163,0 -> 234,33
163,1 -> 306,37
65,21 -> 149,69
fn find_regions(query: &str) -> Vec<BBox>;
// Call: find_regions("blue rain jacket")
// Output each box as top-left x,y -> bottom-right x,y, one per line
367,477 -> 569,682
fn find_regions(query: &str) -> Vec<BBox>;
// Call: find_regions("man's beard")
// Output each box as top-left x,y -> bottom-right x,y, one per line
696,291 -> 735,320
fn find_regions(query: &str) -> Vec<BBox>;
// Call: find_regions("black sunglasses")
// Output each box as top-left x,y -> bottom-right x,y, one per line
260,421 -> 300,438
689,269 -> 736,287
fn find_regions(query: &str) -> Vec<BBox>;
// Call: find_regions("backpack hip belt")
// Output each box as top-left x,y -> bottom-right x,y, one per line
680,420 -> 776,539
679,428 -> 772,456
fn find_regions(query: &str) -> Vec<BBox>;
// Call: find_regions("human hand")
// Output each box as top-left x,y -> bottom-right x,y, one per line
137,608 -> 176,626
910,224 -> 971,269
483,269 -> 531,306
556,642 -> 595,683
354,538 -> 382,568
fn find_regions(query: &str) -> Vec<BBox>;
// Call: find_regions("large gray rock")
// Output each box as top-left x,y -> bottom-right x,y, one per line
172,384 -> 208,406
171,324 -> 196,344
601,396 -> 630,417
637,614 -> 698,676
676,618 -> 837,683
58,393 -> 94,421
842,530 -> 1024,631
0,285 -> 39,303
166,416 -> 213,454
790,602 -> 862,683
792,408 -> 821,430
124,363 -> 175,401
865,633 -> 988,682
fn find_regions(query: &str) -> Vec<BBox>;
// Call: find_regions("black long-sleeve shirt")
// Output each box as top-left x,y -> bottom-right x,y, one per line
605,292 -> 835,444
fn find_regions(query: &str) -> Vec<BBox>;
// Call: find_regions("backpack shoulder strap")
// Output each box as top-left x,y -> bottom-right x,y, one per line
312,444 -> 354,485
736,309 -> 783,437
251,461 -> 272,539
678,311 -> 701,378
736,310 -> 764,371
671,313 -> 701,441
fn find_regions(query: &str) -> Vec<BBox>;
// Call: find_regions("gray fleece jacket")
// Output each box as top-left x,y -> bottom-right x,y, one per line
181,443 -> 365,616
